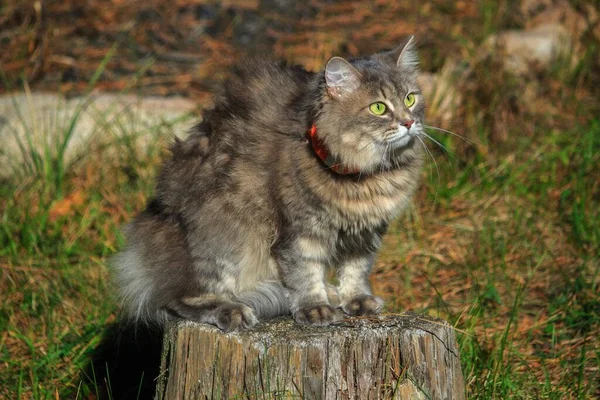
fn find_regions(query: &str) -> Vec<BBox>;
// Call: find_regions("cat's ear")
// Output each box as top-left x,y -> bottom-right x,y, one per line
325,57 -> 362,99
393,35 -> 419,69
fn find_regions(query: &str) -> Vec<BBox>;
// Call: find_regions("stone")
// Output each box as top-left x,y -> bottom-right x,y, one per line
523,0 -> 600,42
477,0 -> 600,76
484,23 -> 571,75
0,93 -> 197,178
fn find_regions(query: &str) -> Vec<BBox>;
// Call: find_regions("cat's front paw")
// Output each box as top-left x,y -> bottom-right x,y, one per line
293,305 -> 342,327
341,295 -> 384,316
215,303 -> 258,332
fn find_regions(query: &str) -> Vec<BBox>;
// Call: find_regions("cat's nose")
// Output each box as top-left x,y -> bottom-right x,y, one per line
400,119 -> 414,129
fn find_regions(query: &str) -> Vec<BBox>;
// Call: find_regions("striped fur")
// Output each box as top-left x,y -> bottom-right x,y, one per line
112,37 -> 425,331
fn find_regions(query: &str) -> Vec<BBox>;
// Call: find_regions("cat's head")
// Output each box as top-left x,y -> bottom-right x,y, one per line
316,36 -> 424,173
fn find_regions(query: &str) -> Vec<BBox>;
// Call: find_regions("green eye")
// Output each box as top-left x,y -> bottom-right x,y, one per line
369,102 -> 387,115
404,93 -> 416,107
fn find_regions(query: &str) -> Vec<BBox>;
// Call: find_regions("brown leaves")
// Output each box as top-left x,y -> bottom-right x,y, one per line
1,0 -> 482,98
48,190 -> 85,221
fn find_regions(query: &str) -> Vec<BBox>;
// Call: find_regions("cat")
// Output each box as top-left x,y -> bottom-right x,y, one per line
113,36 -> 425,331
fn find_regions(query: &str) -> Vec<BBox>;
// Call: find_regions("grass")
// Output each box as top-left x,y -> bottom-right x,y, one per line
2,45 -> 118,195
0,85 -> 191,398
402,104 -> 599,397
1,1 -> 600,399
378,118 -> 599,398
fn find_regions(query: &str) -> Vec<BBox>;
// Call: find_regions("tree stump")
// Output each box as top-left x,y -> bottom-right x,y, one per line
156,312 -> 465,399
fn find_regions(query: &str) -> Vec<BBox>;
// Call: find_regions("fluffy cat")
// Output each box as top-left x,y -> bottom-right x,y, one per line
113,36 -> 425,331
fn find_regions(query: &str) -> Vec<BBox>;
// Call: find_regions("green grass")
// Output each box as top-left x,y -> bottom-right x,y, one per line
0,88 -> 190,398
2,46 -> 117,195
4,82 -> 599,399
2,98 -> 599,399
430,120 -> 598,398
378,118 -> 599,399
1,129 -> 598,399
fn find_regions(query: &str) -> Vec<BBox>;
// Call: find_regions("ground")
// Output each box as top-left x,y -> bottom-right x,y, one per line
0,0 -> 599,399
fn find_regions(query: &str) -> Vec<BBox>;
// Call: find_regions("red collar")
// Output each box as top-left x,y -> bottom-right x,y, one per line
307,125 -> 360,175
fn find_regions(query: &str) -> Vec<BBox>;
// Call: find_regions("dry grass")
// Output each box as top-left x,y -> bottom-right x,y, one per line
1,0 -> 599,398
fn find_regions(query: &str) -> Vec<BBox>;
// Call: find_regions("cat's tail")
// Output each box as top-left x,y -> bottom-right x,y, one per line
111,244 -> 168,326
234,281 -> 290,319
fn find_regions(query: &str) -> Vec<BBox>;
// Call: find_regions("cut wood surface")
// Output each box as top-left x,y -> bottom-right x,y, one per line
157,312 -> 465,399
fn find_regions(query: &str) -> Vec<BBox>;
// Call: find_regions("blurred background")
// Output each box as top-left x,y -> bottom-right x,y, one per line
1,0 -> 599,398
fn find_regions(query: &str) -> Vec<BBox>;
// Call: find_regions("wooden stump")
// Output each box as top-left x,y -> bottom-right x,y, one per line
156,312 -> 465,399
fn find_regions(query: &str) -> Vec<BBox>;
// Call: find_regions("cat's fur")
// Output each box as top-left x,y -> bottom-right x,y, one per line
113,36 -> 425,331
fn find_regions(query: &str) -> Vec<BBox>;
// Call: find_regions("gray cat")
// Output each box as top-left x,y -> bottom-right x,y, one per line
113,36 -> 425,331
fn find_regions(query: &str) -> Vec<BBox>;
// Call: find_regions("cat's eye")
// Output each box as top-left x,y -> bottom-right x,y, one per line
404,93 -> 416,108
369,102 -> 387,116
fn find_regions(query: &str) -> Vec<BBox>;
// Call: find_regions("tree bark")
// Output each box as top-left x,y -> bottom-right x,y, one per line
156,312 -> 465,399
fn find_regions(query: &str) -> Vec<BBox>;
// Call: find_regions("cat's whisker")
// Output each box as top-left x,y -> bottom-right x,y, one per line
356,140 -> 388,177
353,141 -> 379,179
383,143 -> 390,174
417,136 -> 440,202
355,140 -> 378,156
421,131 -> 463,165
380,142 -> 387,174
382,140 -> 393,174
422,124 -> 484,148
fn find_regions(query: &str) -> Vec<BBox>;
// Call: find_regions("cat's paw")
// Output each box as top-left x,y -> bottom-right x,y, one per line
341,295 -> 384,316
293,304 -> 342,327
215,303 -> 258,332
